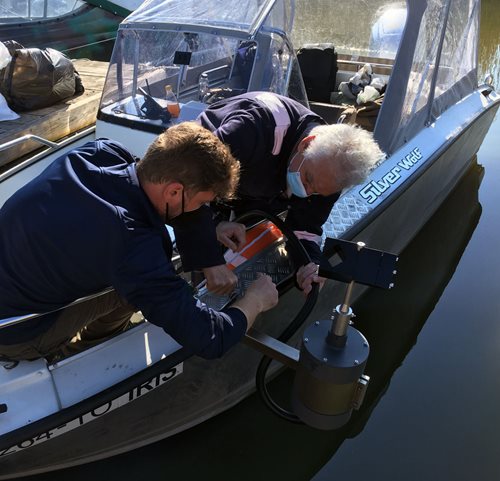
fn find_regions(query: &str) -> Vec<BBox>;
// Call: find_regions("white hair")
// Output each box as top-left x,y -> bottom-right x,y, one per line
304,124 -> 385,189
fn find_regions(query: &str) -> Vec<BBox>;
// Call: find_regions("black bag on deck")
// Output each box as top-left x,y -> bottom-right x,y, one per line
0,44 -> 84,111
297,43 -> 338,103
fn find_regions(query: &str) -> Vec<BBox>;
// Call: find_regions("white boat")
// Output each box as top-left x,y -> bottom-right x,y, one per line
0,0 -> 498,477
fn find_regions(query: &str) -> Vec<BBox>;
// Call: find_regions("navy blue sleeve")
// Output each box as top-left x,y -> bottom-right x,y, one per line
112,228 -> 247,359
285,192 -> 340,267
172,205 -> 225,271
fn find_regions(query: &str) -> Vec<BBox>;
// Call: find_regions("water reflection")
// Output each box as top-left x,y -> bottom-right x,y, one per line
345,160 -> 483,440
294,0 -> 500,80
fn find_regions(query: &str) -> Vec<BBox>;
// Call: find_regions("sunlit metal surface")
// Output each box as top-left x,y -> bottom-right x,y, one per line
198,239 -> 294,311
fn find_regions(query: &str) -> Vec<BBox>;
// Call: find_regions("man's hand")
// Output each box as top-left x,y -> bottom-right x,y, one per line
244,274 -> 279,313
216,221 -> 246,252
231,274 -> 278,329
202,265 -> 238,295
296,262 -> 325,295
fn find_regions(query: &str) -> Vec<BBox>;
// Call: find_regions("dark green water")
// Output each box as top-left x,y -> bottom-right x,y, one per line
20,1 -> 500,480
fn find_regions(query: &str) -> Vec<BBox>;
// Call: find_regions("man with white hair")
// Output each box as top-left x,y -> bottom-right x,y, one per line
173,92 -> 384,295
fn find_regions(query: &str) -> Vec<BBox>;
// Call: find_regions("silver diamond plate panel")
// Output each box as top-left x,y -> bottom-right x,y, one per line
197,240 -> 294,311
323,192 -> 373,239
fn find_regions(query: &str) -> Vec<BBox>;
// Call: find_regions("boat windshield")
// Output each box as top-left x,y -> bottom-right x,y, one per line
0,0 -> 86,22
99,0 -> 307,133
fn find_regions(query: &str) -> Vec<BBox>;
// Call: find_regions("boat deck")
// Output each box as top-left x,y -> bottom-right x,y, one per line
0,59 -> 108,168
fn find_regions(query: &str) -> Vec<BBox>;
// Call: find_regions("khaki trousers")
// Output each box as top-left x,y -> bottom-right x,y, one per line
0,291 -> 135,361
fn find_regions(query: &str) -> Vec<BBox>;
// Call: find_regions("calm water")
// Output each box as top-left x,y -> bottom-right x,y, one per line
21,2 -> 500,480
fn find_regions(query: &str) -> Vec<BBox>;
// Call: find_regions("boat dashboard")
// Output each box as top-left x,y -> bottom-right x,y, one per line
97,49 -> 257,134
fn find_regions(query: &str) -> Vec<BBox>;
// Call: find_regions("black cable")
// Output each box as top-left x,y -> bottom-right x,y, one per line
255,283 -> 318,423
233,210 -> 319,423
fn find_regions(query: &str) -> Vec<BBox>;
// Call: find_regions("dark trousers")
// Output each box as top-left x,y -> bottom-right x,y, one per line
0,291 -> 135,361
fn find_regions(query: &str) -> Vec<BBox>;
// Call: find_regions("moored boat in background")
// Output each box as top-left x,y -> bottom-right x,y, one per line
0,0 -> 127,61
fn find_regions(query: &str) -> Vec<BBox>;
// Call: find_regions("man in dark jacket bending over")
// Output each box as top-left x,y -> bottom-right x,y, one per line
0,122 -> 278,362
174,92 -> 384,296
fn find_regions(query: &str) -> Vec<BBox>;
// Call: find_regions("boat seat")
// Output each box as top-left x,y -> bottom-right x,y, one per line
228,40 -> 256,91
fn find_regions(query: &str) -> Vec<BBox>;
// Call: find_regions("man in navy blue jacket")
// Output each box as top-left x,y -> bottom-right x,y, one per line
0,122 -> 278,361
175,92 -> 384,296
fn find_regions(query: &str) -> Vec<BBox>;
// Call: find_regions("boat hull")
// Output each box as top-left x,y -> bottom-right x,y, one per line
0,100 -> 497,479
349,101 -> 499,252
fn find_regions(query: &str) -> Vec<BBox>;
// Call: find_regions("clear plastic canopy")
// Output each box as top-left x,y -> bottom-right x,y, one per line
291,0 -> 406,58
98,0 -> 306,134
124,0 -> 294,34
374,0 -> 479,154
291,0 -> 479,154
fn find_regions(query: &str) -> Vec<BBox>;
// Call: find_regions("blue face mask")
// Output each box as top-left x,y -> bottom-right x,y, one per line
286,155 -> 308,198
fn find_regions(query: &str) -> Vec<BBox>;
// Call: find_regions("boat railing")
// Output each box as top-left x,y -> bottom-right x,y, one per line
338,58 -> 393,76
0,134 -> 59,153
0,251 -> 183,331
0,287 -> 115,331
0,126 -> 96,184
